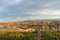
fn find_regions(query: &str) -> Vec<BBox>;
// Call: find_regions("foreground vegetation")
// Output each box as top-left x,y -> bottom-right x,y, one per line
0,30 -> 37,40
41,30 -> 60,40
0,30 -> 60,40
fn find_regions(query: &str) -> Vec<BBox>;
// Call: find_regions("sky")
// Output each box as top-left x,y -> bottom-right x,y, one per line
0,0 -> 60,22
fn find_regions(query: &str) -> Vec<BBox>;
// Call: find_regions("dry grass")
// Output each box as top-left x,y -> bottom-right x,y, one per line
0,30 -> 28,32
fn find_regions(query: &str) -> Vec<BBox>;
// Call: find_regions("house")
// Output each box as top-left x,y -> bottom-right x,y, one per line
57,26 -> 60,31
25,28 -> 35,32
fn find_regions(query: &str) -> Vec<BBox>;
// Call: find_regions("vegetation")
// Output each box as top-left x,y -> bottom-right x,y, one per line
0,30 -> 59,40
0,21 -> 60,40
0,31 -> 37,40
41,30 -> 60,40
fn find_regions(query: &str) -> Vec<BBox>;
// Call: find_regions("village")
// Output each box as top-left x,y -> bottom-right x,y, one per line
0,20 -> 60,32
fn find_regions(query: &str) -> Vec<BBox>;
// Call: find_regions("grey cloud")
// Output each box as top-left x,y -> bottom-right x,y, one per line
0,0 -> 60,22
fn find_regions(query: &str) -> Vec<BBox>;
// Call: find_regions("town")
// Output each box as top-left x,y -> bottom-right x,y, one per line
0,20 -> 60,31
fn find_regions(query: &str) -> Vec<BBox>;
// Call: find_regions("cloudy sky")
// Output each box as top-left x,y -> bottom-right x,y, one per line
0,0 -> 60,22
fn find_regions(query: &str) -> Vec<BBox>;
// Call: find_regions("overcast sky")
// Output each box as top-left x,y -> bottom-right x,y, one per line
0,0 -> 60,22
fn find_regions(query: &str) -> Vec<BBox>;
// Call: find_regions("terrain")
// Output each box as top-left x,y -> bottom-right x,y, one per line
0,20 -> 60,40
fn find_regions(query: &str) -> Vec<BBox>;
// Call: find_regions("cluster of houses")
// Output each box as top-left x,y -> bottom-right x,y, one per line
39,24 -> 60,31
0,21 -> 60,32
0,26 -> 35,32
